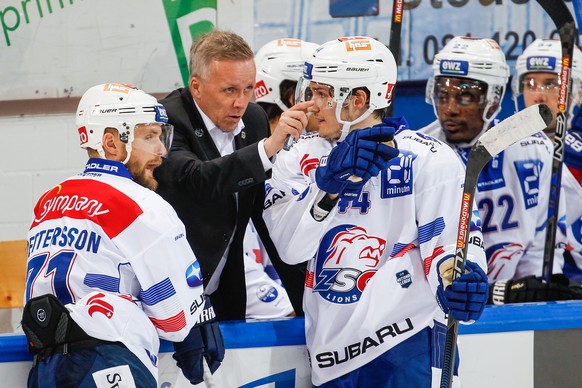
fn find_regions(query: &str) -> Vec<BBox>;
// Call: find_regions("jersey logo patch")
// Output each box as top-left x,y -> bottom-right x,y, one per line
514,159 -> 543,209
186,261 -> 203,288
396,270 -> 412,288
87,293 -> 114,319
256,284 -> 279,303
300,154 -> 320,176
380,151 -> 415,199
313,225 -> 385,304
478,153 -> 505,192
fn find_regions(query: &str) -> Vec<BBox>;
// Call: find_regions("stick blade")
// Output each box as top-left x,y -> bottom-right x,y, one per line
479,104 -> 552,157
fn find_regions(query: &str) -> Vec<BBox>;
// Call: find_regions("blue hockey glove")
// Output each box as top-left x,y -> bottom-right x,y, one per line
315,124 -> 399,198
173,296 -> 225,384
436,259 -> 488,322
382,116 -> 410,132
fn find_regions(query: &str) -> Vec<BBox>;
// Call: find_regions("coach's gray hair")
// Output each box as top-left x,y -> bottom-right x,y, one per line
189,30 -> 255,81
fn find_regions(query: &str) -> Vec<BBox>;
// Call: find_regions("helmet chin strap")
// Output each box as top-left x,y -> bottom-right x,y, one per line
274,97 -> 289,112
122,143 -> 132,164
336,104 -> 375,142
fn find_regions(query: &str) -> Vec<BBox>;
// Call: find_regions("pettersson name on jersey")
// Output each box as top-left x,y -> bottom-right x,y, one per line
314,317 -> 414,368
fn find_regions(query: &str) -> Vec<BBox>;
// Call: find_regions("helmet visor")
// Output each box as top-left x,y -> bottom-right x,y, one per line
433,77 -> 488,108
132,123 -> 174,158
296,77 -> 337,110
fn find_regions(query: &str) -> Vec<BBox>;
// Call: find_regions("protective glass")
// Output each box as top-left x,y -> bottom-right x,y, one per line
521,76 -> 560,94
434,77 -> 487,108
132,123 -> 174,158
296,77 -> 336,110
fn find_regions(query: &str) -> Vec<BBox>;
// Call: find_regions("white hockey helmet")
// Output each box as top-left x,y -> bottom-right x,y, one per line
76,84 -> 173,163
512,38 -> 582,108
298,36 -> 397,139
427,36 -> 509,128
254,38 -> 319,111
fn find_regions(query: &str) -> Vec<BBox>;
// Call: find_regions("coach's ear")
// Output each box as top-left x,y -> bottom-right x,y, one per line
189,77 -> 202,101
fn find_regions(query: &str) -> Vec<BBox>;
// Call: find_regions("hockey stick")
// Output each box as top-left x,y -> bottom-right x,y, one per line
440,104 -> 553,388
536,0 -> 578,282
386,0 -> 404,118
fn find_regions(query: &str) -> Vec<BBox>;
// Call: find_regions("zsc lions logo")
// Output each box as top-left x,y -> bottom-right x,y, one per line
313,224 -> 386,304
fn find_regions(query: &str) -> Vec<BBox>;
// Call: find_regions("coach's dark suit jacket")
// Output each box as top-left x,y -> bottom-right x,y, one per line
154,87 -> 305,321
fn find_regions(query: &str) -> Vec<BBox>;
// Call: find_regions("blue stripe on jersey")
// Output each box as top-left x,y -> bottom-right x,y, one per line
390,243 -> 410,257
418,217 -> 445,244
83,274 -> 120,293
139,278 -> 176,306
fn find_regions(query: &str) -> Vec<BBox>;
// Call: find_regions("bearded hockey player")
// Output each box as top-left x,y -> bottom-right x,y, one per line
22,84 -> 223,387
264,36 -> 488,387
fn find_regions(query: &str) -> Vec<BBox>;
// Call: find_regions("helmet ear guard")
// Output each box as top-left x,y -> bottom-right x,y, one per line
76,84 -> 173,163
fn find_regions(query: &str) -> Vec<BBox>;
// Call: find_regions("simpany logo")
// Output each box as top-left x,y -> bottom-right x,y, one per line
439,60 -> 469,76
162,0 -> 217,87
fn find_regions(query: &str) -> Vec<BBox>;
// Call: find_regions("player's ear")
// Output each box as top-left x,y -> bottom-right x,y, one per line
352,89 -> 368,110
102,128 -> 125,160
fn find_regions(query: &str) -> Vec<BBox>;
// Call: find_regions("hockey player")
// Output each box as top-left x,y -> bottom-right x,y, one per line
513,38 -> 582,284
244,38 -> 322,318
22,84 -> 223,387
244,222 -> 295,318
255,38 -> 320,134
422,36 -> 580,304
264,36 -> 489,387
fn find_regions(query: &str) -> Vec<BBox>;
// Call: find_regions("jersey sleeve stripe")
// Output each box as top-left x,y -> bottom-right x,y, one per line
139,278 -> 176,305
83,274 -> 120,293
418,217 -> 446,244
149,311 -> 187,333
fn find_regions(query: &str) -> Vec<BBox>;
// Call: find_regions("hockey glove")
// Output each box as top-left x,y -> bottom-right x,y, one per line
315,124 -> 399,198
381,116 -> 410,132
173,296 -> 225,384
436,259 -> 489,322
488,274 -> 582,305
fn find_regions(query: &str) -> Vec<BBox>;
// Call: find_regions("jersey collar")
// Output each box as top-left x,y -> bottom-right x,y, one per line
84,158 -> 133,179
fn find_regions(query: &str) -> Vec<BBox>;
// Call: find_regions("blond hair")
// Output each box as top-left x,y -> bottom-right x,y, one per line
189,30 -> 254,80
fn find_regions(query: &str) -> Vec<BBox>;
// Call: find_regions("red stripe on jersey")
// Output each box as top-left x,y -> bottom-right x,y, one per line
31,179 -> 143,238
150,311 -> 187,333
306,271 -> 314,288
391,243 -> 416,259
423,246 -> 445,275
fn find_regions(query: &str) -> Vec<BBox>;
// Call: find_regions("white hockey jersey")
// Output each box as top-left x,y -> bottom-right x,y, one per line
25,159 -> 206,381
421,120 -> 563,281
264,130 -> 486,385
243,222 -> 294,319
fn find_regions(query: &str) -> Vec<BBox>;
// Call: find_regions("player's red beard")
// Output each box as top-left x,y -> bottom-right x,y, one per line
126,156 -> 163,191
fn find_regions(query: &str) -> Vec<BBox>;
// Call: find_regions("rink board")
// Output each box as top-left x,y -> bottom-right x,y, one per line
1,301 -> 581,387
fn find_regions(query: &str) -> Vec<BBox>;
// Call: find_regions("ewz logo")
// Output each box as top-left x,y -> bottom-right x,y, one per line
313,225 -> 386,304
527,56 -> 556,71
439,60 -> 469,76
